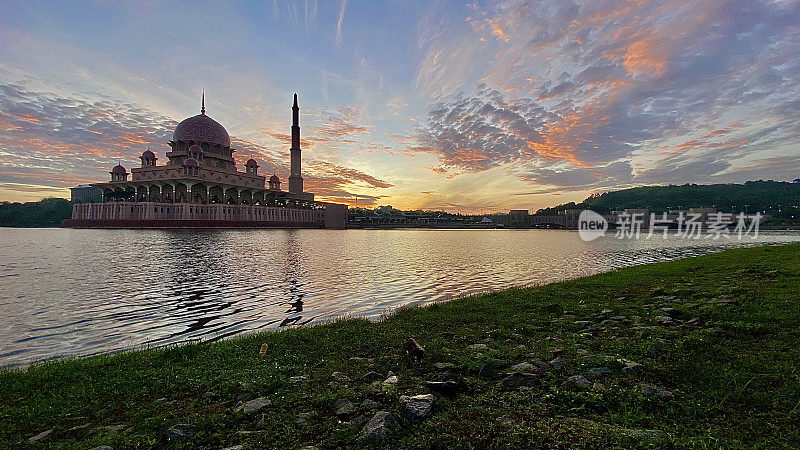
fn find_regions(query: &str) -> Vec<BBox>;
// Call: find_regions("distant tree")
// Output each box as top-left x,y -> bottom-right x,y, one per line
0,198 -> 73,227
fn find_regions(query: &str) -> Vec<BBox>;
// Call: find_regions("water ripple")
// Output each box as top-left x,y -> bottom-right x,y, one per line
1,228 -> 798,367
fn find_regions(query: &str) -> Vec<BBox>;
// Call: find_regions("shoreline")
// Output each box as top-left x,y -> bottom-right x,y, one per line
2,244 -> 800,447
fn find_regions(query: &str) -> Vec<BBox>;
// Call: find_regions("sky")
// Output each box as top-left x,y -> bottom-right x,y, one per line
0,0 -> 798,212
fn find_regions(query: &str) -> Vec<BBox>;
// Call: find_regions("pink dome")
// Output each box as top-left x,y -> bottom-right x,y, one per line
184,157 -> 199,167
173,114 -> 231,147
188,144 -> 203,153
246,158 -> 258,166
269,174 -> 280,183
141,150 -> 155,158
112,164 -> 127,174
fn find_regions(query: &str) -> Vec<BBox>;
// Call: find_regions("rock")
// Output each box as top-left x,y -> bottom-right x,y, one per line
590,367 -> 612,375
89,446 -> 113,450
238,381 -> 255,390
576,349 -> 589,355
222,446 -> 244,450
166,424 -> 195,442
468,343 -> 488,351
103,424 -> 127,434
402,338 -> 425,360
335,399 -> 354,417
622,363 -> 642,374
551,347 -> 564,357
330,372 -> 351,384
259,343 -> 268,357
290,375 -> 308,383
383,375 -> 398,385
641,385 -> 673,399
563,375 -> 591,388
549,357 -> 566,370
28,430 -> 53,444
360,371 -> 384,383
234,397 -> 271,415
510,362 -> 537,372
399,394 -> 434,422
426,381 -> 459,397
360,411 -> 399,440
600,309 -> 613,315
499,372 -> 538,389
433,362 -> 455,370
622,428 -> 664,439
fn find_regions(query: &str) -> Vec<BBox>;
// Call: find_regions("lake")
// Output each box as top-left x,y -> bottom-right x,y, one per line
1,228 -> 798,366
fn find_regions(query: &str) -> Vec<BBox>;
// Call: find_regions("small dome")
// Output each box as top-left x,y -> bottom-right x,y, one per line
188,144 -> 203,153
173,114 -> 231,147
246,158 -> 258,166
184,157 -> 199,167
112,164 -> 127,174
269,174 -> 280,183
141,150 -> 155,158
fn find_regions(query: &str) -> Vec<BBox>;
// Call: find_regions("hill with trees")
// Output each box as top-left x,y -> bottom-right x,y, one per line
535,180 -> 800,224
0,198 -> 73,227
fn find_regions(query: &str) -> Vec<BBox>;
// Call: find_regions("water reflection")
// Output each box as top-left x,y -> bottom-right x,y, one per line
0,228 -> 798,367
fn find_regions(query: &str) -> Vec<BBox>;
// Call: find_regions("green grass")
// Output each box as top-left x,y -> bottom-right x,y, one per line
2,244 -> 800,448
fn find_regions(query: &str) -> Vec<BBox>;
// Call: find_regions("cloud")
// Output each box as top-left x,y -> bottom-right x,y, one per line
335,0 -> 347,46
405,0 -> 800,192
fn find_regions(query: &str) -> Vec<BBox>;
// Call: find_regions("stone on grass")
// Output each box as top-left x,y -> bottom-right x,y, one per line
360,371 -> 383,383
656,315 -> 675,325
234,397 -> 271,415
166,424 -> 196,442
590,367 -> 612,375
335,399 -> 354,417
468,343 -> 488,351
641,385 -> 673,399
549,357 -> 566,370
551,347 -> 564,357
433,362 -> 455,370
563,375 -> 591,388
510,362 -> 537,372
426,381 -> 459,397
402,338 -> 425,360
399,394 -> 434,422
331,372 -> 351,383
89,446 -> 113,450
259,343 -> 268,357
383,375 -> 398,385
28,430 -> 53,445
295,412 -> 312,425
361,399 -> 380,409
290,375 -> 308,383
360,411 -> 399,440
499,372 -> 538,389
622,362 -> 642,374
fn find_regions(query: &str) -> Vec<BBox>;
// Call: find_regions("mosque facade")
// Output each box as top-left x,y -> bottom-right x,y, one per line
64,94 -> 347,229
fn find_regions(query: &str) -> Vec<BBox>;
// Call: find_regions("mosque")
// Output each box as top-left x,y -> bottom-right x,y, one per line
64,93 -> 347,229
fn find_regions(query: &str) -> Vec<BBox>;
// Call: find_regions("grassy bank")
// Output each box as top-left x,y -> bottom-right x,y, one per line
2,244 -> 799,448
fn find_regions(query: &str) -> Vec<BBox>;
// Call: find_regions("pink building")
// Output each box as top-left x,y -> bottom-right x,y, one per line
64,94 -> 347,229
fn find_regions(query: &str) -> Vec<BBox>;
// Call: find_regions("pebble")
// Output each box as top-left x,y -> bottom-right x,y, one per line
335,399 -> 354,417
234,397 -> 271,415
426,380 -> 459,396
510,362 -> 536,372
383,375 -> 398,385
641,385 -> 673,398
399,394 -> 435,422
290,376 -> 309,383
28,430 -> 53,445
166,424 -> 196,442
549,357 -> 566,370
563,375 -> 591,388
468,343 -> 488,351
360,411 -> 399,440
331,372 -> 351,383
499,372 -> 538,389
402,338 -> 425,360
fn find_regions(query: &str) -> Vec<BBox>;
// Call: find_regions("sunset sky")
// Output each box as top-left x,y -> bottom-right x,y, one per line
1,0 -> 798,212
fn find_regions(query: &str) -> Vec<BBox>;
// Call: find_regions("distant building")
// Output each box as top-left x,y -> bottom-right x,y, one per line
70,185 -> 102,203
509,209 -> 530,226
64,93 -> 347,229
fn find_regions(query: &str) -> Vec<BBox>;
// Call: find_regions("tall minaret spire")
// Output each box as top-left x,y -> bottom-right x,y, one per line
288,93 -> 303,195
201,90 -> 206,115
